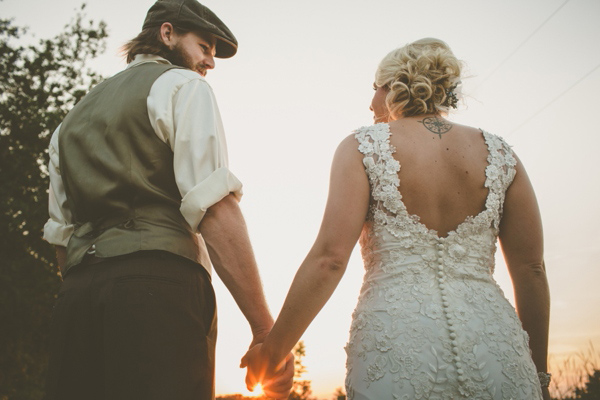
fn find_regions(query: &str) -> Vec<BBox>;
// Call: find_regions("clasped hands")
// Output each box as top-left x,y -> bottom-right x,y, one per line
240,343 -> 295,399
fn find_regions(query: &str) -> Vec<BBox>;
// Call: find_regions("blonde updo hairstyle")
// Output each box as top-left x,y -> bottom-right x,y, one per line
375,38 -> 462,118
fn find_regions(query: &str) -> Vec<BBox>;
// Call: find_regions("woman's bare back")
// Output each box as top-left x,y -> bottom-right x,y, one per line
387,116 -> 491,237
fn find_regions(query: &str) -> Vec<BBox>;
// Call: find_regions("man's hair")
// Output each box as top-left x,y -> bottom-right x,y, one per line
122,25 -> 190,63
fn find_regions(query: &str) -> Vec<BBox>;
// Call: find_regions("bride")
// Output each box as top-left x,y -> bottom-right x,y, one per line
243,38 -> 551,400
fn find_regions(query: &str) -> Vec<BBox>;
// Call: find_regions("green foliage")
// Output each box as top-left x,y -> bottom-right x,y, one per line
0,6 -> 107,399
561,370 -> 600,400
289,341 -> 315,400
332,387 -> 346,400
550,343 -> 600,400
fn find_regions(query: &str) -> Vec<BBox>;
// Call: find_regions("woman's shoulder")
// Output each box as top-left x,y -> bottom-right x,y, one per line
337,132 -> 362,155
433,122 -> 514,155
331,132 -> 373,169
335,123 -> 390,157
337,123 -> 398,162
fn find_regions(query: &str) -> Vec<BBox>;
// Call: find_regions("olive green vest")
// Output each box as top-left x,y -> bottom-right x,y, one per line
59,62 -> 200,275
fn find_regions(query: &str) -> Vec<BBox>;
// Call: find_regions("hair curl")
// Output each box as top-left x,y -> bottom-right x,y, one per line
375,38 -> 462,118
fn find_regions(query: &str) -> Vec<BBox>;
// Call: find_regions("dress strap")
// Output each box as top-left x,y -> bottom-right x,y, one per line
354,123 -> 397,181
354,123 -> 404,218
481,130 -> 517,230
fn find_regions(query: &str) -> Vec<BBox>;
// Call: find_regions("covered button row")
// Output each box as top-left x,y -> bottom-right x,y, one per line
436,239 -> 465,381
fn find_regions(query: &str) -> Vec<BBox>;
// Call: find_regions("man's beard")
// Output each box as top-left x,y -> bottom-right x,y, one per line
164,44 -> 208,76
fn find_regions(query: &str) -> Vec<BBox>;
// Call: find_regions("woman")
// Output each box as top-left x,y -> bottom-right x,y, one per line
243,38 -> 550,400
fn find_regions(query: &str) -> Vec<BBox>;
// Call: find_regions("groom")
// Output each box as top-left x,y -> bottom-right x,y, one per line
43,0 -> 293,398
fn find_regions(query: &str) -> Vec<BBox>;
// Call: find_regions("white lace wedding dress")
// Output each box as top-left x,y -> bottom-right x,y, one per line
344,124 -> 542,399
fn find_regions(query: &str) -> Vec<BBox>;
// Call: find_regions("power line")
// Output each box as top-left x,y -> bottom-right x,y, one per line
478,0 -> 572,88
508,62 -> 600,136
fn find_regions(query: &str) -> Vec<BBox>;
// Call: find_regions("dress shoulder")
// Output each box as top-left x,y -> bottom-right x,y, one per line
481,130 -> 517,192
353,123 -> 392,156
353,123 -> 398,178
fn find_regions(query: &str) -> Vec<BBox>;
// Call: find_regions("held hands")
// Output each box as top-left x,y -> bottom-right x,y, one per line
240,344 -> 294,399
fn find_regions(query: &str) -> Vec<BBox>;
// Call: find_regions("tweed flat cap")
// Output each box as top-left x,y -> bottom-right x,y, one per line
143,0 -> 238,58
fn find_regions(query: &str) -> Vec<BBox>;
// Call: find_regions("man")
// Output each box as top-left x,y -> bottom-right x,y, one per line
43,1 -> 293,398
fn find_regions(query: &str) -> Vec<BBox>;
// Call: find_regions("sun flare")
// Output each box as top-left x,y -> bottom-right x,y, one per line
252,383 -> 264,397
252,383 -> 264,395
238,383 -> 264,397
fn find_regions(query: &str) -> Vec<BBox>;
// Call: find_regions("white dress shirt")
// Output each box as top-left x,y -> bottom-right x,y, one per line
43,54 -> 243,271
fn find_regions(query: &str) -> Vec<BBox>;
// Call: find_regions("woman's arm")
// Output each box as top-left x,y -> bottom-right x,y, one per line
244,135 -> 371,377
498,154 -> 550,382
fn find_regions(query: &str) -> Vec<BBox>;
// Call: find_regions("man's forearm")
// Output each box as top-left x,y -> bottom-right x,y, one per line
199,194 -> 274,339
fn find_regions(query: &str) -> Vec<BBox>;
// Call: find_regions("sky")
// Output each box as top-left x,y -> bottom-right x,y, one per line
3,0 -> 600,397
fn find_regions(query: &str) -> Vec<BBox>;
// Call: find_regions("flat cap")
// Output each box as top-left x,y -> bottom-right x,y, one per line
143,0 -> 237,58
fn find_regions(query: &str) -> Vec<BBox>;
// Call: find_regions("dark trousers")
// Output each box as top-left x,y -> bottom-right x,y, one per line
44,251 -> 217,400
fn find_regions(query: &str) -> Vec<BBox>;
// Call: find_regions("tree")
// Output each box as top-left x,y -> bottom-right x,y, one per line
0,6 -> 107,399
563,369 -> 600,400
288,341 -> 316,400
332,387 -> 346,400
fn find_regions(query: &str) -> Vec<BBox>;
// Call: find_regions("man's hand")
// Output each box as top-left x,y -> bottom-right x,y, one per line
240,344 -> 294,399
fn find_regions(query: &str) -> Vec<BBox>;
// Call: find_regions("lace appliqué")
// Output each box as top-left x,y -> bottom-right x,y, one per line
344,124 -> 541,399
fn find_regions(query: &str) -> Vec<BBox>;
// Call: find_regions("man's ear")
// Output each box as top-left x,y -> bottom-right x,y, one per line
159,22 -> 176,48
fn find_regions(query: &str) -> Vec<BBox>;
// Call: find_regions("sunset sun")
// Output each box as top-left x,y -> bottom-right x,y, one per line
238,383 -> 264,398
251,383 -> 264,396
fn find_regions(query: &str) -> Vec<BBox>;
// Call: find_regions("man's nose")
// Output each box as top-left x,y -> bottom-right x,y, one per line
204,55 -> 215,70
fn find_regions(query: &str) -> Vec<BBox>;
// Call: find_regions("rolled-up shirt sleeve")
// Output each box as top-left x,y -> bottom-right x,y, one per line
43,124 -> 75,246
149,69 -> 242,232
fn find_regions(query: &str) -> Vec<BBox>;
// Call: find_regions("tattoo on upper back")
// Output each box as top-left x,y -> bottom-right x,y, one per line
418,116 -> 453,139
